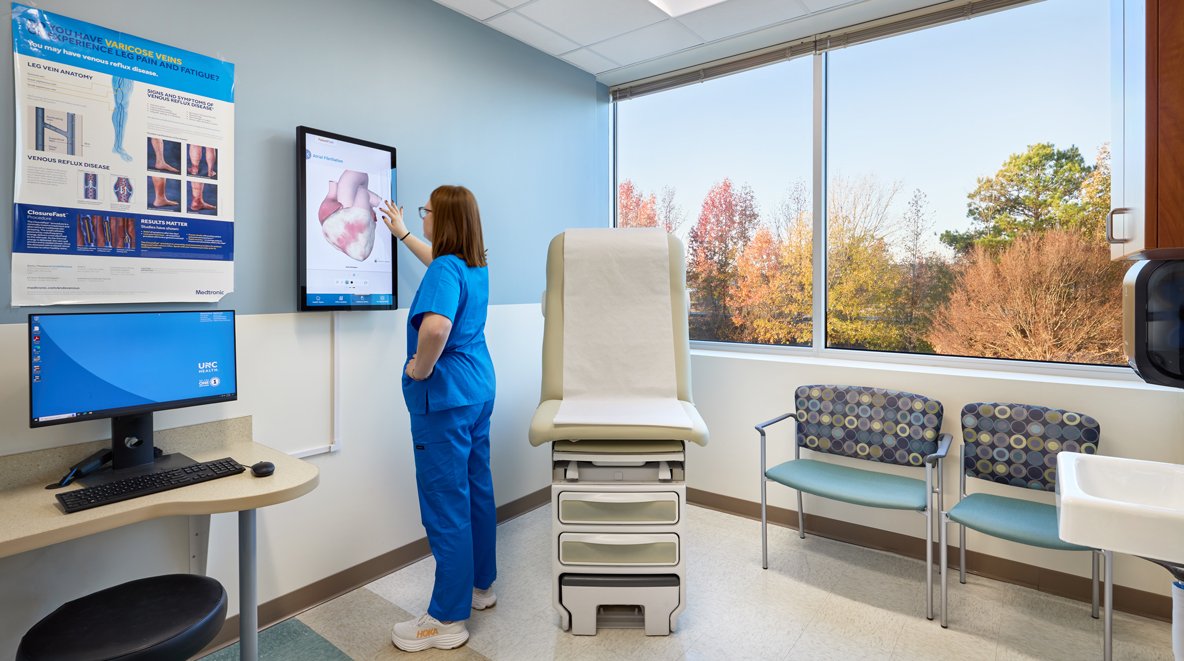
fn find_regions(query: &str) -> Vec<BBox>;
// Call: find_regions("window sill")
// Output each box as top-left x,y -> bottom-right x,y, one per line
689,341 -> 1173,392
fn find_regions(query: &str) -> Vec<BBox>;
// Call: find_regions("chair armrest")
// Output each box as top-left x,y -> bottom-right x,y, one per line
755,413 -> 795,436
925,433 -> 954,465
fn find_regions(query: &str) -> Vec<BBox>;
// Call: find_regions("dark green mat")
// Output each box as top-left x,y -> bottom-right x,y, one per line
199,618 -> 353,661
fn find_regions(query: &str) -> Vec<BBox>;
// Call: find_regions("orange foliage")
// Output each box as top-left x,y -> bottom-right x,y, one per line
927,229 -> 1127,364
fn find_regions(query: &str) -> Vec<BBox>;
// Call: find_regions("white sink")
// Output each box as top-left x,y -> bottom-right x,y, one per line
1057,452 -> 1184,563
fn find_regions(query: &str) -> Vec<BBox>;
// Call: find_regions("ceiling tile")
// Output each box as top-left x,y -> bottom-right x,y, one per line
496,0 -> 532,6
518,0 -> 670,46
562,49 -> 620,74
486,12 -> 580,55
589,19 -> 703,66
677,0 -> 809,42
434,0 -> 507,20
801,0 -> 860,11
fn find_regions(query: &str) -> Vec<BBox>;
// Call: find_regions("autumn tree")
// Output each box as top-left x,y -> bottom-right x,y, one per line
686,178 -> 760,341
892,190 -> 953,352
728,181 -> 812,345
940,143 -> 1095,254
927,230 -> 1125,364
826,174 -> 909,350
1077,144 -> 1112,244
618,179 -> 656,228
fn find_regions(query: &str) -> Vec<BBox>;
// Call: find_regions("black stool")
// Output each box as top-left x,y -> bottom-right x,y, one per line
17,574 -> 227,661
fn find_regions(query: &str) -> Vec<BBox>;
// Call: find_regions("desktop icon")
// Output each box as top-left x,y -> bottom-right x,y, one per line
33,365 -> 40,373
33,356 -> 41,362
32,335 -> 40,341
33,375 -> 40,382
32,325 -> 39,331
32,347 -> 39,354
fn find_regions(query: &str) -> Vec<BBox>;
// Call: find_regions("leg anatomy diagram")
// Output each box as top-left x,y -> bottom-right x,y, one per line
35,108 -> 75,155
111,76 -> 133,162
319,170 -> 382,261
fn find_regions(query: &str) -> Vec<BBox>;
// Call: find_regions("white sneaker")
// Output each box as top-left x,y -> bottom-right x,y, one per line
472,586 -> 497,610
391,613 -> 469,652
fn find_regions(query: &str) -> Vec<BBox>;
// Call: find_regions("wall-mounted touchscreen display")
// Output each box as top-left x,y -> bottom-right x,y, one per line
298,126 -> 396,311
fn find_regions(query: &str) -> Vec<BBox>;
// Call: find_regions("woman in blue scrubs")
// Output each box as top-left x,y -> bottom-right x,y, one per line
380,186 -> 496,652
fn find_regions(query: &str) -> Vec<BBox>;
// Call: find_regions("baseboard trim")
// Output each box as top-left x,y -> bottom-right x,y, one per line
192,485 -> 551,659
686,487 -> 1171,623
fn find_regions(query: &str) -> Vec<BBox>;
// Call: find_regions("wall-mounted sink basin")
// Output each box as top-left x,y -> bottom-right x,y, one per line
1057,452 -> 1184,563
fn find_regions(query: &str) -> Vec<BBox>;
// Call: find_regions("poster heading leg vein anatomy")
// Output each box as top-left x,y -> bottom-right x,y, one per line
10,3 -> 235,305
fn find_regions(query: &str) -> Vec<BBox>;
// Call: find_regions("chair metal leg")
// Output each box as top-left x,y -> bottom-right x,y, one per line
1092,550 -> 1100,619
796,490 -> 805,539
761,477 -> 768,570
926,506 -> 933,621
940,512 -> 949,628
959,523 -> 967,584
1104,550 -> 1113,661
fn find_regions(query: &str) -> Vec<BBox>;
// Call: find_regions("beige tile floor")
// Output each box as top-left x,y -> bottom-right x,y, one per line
293,504 -> 1173,661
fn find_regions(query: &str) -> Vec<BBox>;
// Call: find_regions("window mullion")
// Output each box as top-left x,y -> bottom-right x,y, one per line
811,52 -> 828,356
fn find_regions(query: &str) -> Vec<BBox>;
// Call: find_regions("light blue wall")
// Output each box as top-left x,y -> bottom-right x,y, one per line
0,0 -> 610,321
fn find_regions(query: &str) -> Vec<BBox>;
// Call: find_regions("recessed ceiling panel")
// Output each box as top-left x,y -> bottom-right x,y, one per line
434,0 -> 508,20
487,11 -> 580,55
677,0 -> 810,42
518,0 -> 670,46
590,20 -> 704,66
562,49 -> 621,74
647,0 -> 729,17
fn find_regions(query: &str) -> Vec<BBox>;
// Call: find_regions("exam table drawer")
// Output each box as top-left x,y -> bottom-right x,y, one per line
558,492 -> 679,525
559,533 -> 679,566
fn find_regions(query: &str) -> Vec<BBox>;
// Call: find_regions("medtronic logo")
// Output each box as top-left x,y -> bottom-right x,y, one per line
305,149 -> 311,160
196,290 -> 223,295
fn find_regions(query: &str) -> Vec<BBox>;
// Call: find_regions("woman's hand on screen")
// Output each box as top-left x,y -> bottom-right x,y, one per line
380,200 -> 407,238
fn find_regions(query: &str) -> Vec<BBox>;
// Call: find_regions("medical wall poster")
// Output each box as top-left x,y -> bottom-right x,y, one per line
297,126 -> 396,311
10,4 -> 235,306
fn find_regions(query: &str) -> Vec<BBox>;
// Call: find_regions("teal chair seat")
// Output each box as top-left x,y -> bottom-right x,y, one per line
765,459 -> 929,511
947,493 -> 1089,552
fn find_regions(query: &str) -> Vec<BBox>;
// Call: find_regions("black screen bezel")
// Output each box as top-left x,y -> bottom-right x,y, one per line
297,126 -> 398,312
28,310 -> 239,428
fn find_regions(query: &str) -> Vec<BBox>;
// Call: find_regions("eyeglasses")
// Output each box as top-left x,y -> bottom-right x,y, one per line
419,207 -> 433,219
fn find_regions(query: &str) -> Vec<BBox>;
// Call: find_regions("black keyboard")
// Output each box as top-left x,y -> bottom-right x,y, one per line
57,458 -> 247,514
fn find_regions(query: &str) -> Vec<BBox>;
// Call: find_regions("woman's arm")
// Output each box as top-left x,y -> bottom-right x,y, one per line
380,200 -> 433,267
407,312 -> 453,380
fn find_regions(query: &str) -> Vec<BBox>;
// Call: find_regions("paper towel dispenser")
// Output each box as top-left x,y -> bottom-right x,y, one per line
1124,260 -> 1184,388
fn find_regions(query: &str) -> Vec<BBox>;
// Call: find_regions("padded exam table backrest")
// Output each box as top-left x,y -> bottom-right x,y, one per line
528,231 -> 708,448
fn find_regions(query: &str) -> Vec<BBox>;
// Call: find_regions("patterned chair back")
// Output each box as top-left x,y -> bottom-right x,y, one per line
960,403 -> 1100,491
794,385 -> 944,467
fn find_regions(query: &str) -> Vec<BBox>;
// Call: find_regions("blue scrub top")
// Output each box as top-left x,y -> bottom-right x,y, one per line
403,254 -> 496,414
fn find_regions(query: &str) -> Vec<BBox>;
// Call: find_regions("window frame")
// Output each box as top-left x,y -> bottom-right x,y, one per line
613,12 -> 1137,384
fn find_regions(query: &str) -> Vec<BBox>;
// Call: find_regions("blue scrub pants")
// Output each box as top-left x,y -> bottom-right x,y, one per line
410,399 -> 497,622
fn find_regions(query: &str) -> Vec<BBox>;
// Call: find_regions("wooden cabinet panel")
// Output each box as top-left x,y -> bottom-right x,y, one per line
1155,0 -> 1184,252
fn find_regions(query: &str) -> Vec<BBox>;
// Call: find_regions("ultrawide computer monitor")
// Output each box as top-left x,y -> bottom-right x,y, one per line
29,311 -> 237,471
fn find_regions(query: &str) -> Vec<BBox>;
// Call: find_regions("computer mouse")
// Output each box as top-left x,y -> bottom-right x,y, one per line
251,461 -> 275,477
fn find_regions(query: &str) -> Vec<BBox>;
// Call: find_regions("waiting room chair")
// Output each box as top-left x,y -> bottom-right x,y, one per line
939,402 -> 1109,655
17,574 -> 227,661
757,385 -> 953,620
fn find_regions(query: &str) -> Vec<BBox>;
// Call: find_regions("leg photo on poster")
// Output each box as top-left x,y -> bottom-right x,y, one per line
148,176 -> 180,211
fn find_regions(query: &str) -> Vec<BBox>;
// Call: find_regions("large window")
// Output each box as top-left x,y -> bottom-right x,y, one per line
616,0 -> 1126,367
616,58 -> 813,346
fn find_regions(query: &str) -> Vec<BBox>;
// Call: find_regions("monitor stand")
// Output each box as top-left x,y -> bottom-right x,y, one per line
78,412 -> 197,488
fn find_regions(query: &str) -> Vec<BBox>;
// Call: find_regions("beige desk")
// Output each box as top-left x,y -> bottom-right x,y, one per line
0,417 -> 318,661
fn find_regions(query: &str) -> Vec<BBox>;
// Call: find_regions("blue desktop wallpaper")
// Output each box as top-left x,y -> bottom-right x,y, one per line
31,312 -> 236,421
